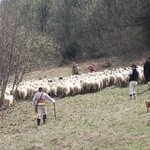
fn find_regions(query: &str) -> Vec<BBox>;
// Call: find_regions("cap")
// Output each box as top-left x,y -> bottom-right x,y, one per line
130,64 -> 137,68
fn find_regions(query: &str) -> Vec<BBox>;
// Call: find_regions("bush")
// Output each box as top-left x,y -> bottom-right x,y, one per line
62,42 -> 80,61
90,47 -> 109,59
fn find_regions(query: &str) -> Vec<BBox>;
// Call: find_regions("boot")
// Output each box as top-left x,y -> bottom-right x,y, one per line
37,119 -> 41,126
130,94 -> 132,100
43,115 -> 47,124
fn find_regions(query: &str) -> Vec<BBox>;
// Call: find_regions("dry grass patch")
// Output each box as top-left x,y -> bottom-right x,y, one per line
1,84 -> 150,149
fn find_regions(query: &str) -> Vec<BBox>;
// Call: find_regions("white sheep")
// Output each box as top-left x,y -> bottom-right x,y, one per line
42,84 -> 51,95
49,86 -> 57,97
26,86 -> 35,98
18,87 -> 28,100
3,95 -> 14,108
73,83 -> 81,95
108,74 -> 116,86
115,73 -> 125,87
56,84 -> 63,97
88,79 -> 100,93
81,80 -> 89,94
62,85 -> 70,97
101,75 -> 110,88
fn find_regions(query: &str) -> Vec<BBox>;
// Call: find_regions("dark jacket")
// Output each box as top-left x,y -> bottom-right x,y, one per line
129,69 -> 139,82
144,61 -> 150,82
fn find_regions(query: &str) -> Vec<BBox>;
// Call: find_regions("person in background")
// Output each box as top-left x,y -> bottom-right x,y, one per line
143,56 -> 150,88
88,64 -> 96,73
72,62 -> 80,75
128,64 -> 139,100
32,87 -> 55,126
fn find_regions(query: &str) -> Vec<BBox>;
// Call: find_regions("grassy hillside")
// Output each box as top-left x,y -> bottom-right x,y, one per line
1,58 -> 150,150
0,84 -> 150,150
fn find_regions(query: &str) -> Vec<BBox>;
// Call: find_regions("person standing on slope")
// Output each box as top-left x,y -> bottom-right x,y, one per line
143,56 -> 150,88
128,64 -> 139,100
32,87 -> 56,126
88,64 -> 96,73
72,62 -> 80,75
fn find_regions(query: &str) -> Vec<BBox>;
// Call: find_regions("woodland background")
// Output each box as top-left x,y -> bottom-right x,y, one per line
0,0 -> 150,104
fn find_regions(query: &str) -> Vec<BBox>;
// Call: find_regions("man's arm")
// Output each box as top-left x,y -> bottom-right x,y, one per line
32,94 -> 37,106
128,70 -> 133,76
44,93 -> 55,103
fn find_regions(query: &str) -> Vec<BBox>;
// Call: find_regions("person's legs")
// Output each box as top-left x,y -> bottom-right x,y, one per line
41,106 -> 47,124
129,81 -> 134,100
37,106 -> 42,126
132,81 -> 138,100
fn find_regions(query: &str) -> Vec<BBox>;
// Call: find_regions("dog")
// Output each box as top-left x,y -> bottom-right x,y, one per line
145,101 -> 150,112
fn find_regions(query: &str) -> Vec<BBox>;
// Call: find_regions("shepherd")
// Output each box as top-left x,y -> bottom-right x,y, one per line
144,56 -> 150,88
71,62 -> 80,75
128,64 -> 139,100
88,64 -> 96,73
32,87 -> 56,126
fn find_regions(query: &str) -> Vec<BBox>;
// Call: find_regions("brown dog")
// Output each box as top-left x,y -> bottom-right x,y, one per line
145,101 -> 150,112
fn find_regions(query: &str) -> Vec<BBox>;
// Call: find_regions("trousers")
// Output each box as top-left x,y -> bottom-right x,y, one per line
129,81 -> 137,95
37,105 -> 47,119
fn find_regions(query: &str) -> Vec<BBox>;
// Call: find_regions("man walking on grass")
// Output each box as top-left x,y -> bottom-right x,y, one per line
144,56 -> 150,88
32,87 -> 56,126
128,64 -> 139,100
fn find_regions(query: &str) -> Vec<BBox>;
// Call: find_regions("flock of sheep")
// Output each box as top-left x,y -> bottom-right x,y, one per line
3,65 -> 145,108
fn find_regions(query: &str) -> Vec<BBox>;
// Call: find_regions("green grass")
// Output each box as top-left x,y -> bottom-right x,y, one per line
0,84 -> 150,150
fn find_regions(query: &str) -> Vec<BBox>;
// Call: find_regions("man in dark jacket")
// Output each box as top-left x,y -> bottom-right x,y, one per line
144,57 -> 150,87
128,64 -> 139,100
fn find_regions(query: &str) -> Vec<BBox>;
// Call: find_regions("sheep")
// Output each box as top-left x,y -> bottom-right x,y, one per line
108,74 -> 116,86
73,83 -> 81,95
18,87 -> 28,100
49,86 -> 57,97
115,73 -> 125,87
2,65 -> 146,101
101,75 -> 110,88
3,95 -> 14,108
81,80 -> 89,94
56,85 -> 63,97
62,85 -> 70,97
124,75 -> 129,87
138,72 -> 145,84
95,79 -> 101,91
98,77 -> 104,90
88,79 -> 100,93
32,86 -> 39,95
26,86 -> 35,98
42,84 -> 51,95
68,83 -> 74,96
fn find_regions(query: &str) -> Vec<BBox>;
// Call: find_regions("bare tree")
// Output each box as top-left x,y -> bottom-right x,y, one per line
0,1 -> 33,106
